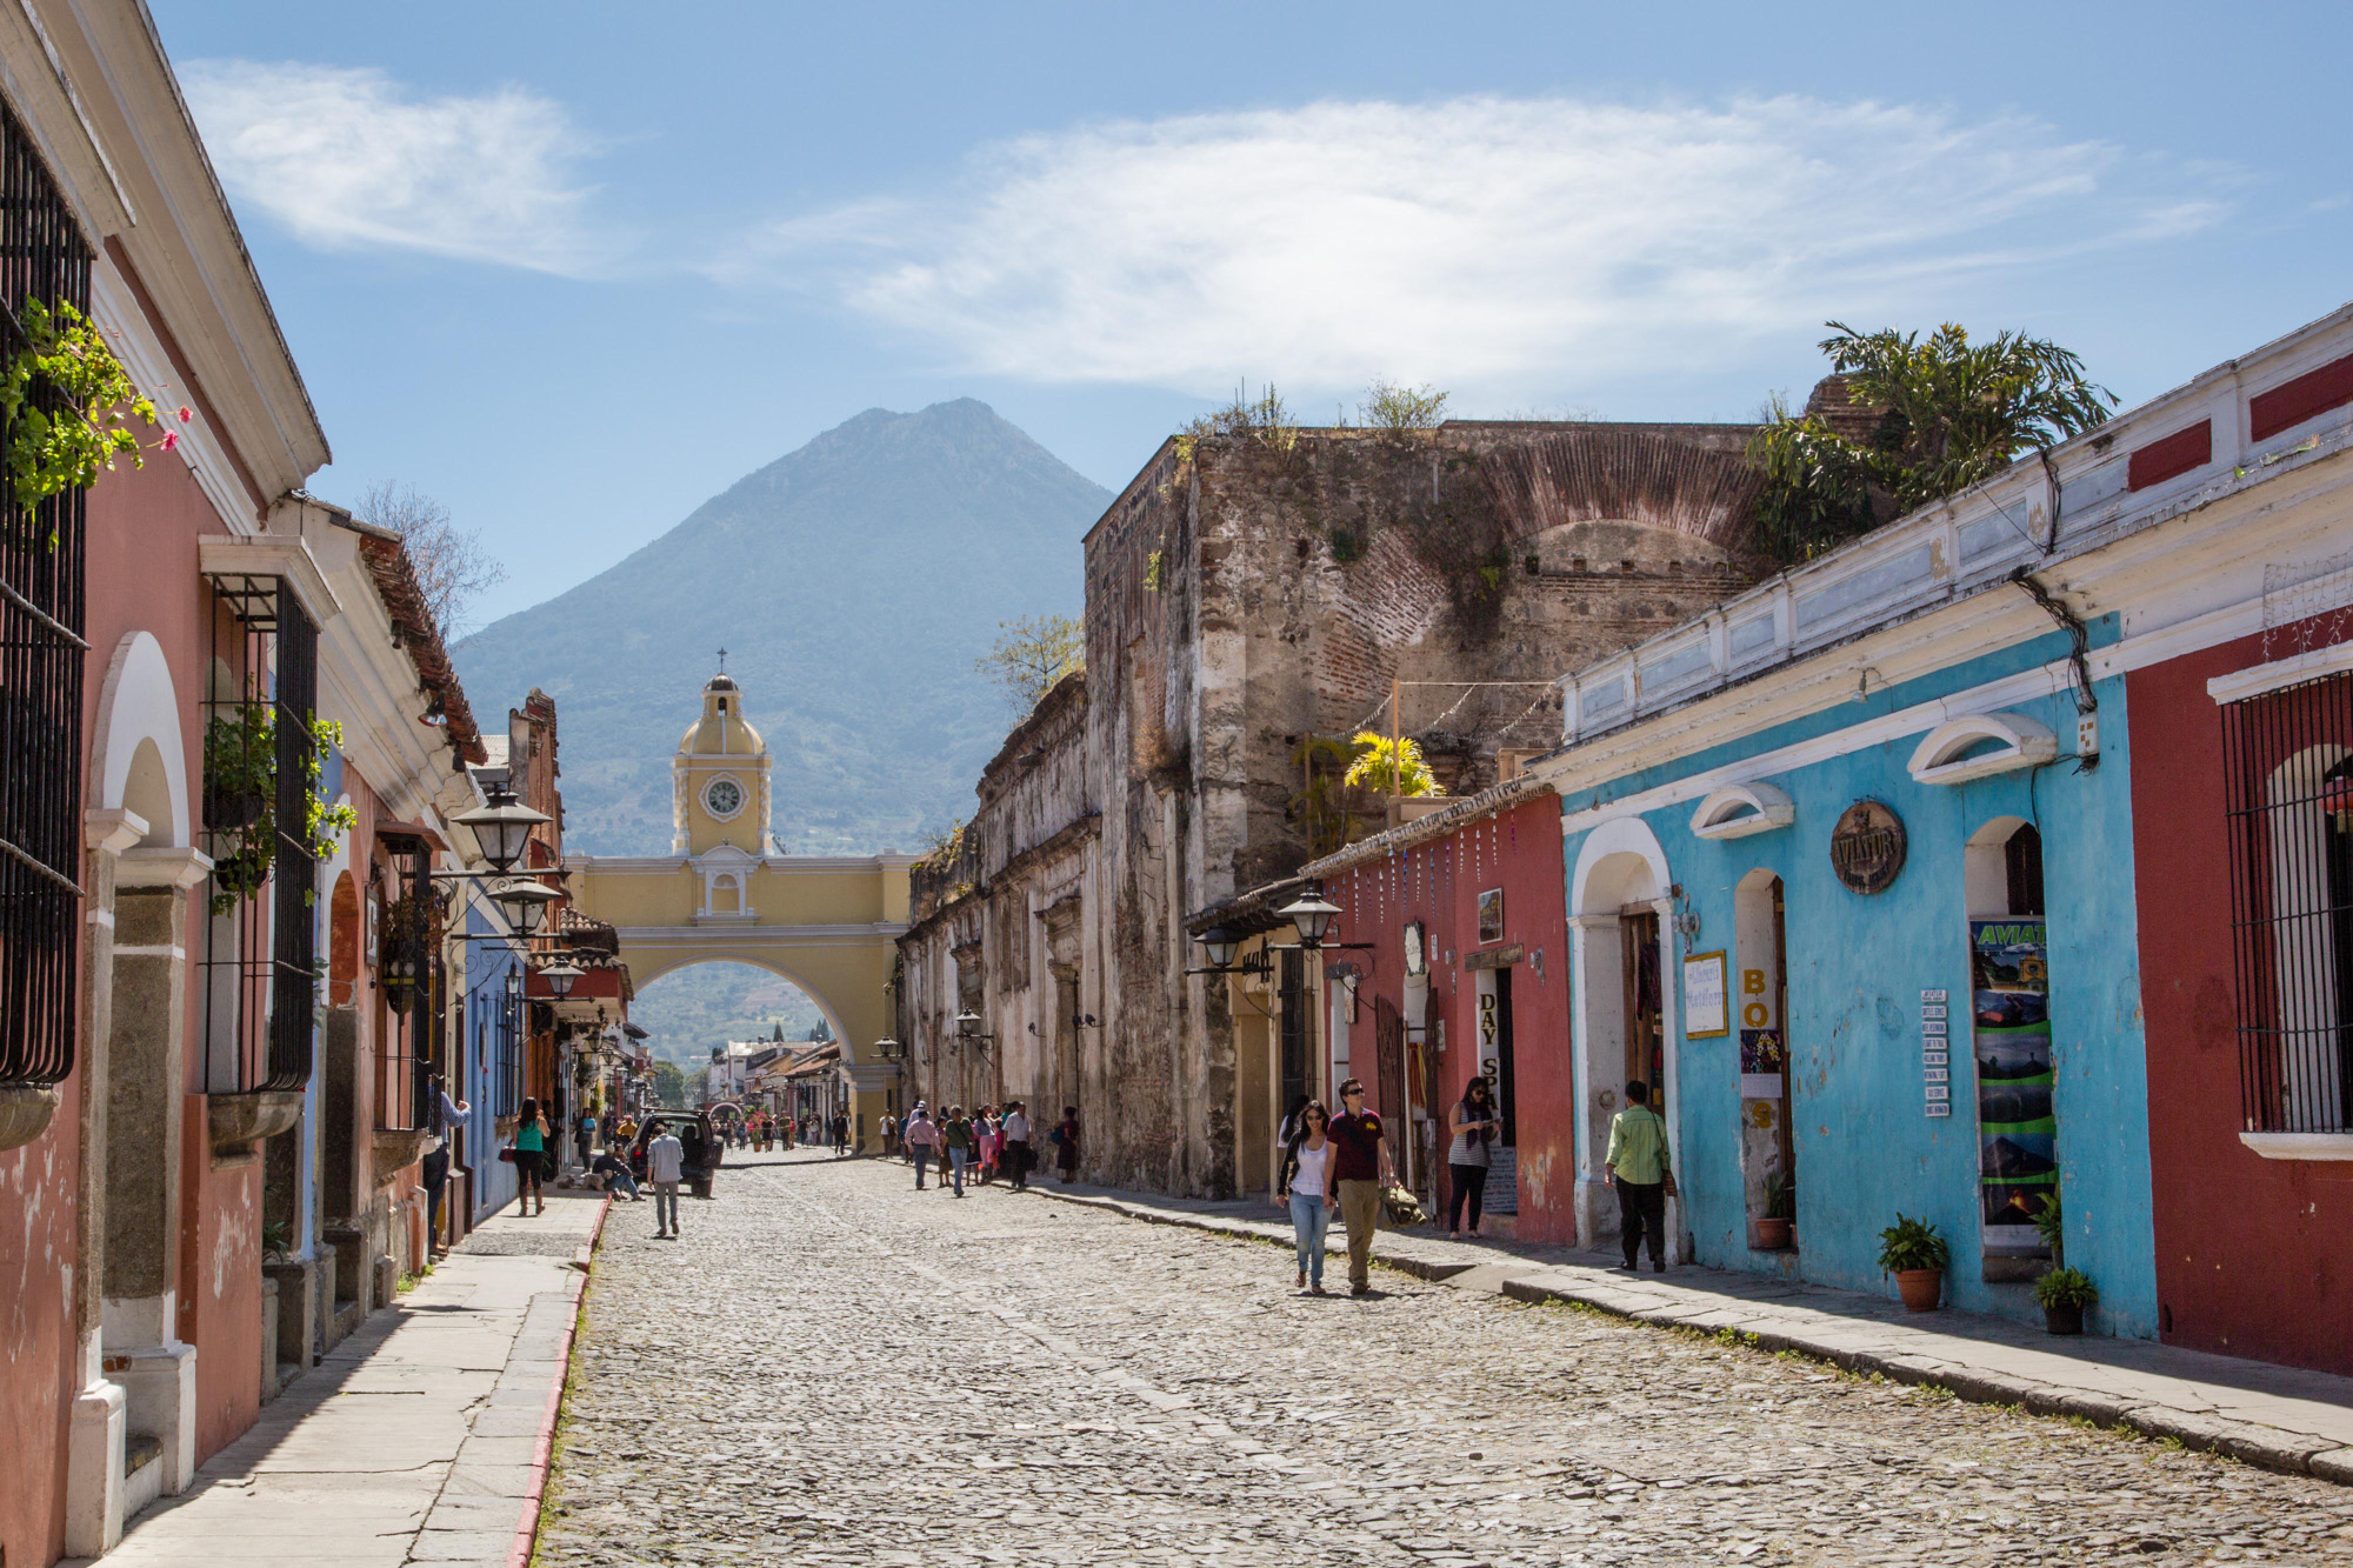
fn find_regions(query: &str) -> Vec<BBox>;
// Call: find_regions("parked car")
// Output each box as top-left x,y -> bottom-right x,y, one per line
627,1110 -> 719,1199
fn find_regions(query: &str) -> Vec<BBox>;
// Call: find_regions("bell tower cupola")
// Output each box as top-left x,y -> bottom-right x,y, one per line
672,655 -> 774,857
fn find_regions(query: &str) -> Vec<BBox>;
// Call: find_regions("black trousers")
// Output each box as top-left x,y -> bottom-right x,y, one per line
421,1147 -> 450,1250
1615,1176 -> 1667,1266
1448,1163 -> 1488,1232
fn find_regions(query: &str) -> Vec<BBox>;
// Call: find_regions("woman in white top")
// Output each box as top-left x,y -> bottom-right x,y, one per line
1448,1077 -> 1502,1237
1274,1100 -> 1335,1293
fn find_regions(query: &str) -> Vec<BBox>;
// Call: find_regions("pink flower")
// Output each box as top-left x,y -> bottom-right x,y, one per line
176,405 -> 192,423
158,431 -> 179,453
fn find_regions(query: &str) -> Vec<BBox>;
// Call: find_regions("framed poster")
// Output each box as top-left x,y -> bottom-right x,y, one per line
1477,888 -> 1505,945
1738,1027 -> 1784,1097
1683,950 -> 1729,1038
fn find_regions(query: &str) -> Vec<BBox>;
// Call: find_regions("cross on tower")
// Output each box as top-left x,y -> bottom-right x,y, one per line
716,646 -> 728,672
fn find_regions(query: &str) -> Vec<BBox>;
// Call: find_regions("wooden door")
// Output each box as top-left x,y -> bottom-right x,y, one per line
1622,909 -> 1664,1115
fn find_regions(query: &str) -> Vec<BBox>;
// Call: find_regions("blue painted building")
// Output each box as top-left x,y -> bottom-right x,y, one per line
458,886 -> 526,1226
1528,306 -> 2353,1339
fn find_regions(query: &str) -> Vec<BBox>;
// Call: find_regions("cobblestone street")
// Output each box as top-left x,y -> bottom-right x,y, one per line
535,1154 -> 2353,1567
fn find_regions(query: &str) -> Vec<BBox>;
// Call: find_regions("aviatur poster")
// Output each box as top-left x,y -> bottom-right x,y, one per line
1970,919 -> 2055,1261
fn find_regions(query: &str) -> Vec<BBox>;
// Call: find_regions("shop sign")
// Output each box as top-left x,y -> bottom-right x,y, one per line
1829,799 -> 1907,893
1683,949 -> 1729,1037
1464,943 -> 1524,972
1477,888 -> 1506,944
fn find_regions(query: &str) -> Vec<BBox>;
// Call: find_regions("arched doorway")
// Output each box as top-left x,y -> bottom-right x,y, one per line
1568,816 -> 1676,1253
628,960 -> 854,1138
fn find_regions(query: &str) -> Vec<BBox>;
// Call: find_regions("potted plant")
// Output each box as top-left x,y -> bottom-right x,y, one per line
1757,1170 -> 1795,1250
2033,1266 -> 2097,1335
1877,1213 -> 1950,1312
203,700 -> 356,915
2034,1190 -> 2065,1267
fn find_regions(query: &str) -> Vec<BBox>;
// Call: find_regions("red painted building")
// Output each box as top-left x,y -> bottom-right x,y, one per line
1307,785 -> 1575,1241
2131,601 -> 2353,1374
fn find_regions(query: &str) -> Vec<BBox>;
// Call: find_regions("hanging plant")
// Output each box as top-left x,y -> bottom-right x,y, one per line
203,701 -> 358,915
2,299 -> 184,544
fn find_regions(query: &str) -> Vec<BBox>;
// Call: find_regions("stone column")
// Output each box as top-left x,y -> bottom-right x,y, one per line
105,842 -> 210,1499
63,809 -> 143,1557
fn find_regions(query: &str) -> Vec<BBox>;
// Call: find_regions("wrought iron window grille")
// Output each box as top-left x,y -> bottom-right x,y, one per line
2224,669 -> 2353,1135
0,95 -> 95,1091
198,578 -> 322,1095
374,836 -> 435,1132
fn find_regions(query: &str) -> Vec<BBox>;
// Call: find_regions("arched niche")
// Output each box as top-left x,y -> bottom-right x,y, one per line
1909,712 -> 2058,787
1689,781 -> 1795,841
90,630 -> 189,846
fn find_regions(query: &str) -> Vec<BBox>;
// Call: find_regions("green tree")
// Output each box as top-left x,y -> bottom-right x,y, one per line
1749,322 -> 2115,561
976,614 -> 1083,714
649,1060 -> 688,1109
1343,730 -> 1438,797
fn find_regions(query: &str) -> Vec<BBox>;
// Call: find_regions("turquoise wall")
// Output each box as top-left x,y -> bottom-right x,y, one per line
1561,639 -> 2158,1339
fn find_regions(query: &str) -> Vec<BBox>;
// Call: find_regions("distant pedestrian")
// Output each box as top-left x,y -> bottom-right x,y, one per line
574,1106 -> 597,1167
421,1073 -> 470,1258
1052,1106 -> 1080,1183
511,1097 -> 549,1217
943,1105 -> 974,1196
879,1113 -> 896,1157
1605,1080 -> 1674,1273
1277,1093 -> 1311,1149
1328,1079 -> 1393,1296
904,1107 -> 940,1189
591,1149 -> 641,1201
1002,1101 -> 1032,1191
978,1108 -> 1001,1185
832,1110 -> 851,1156
1447,1079 -> 1502,1239
1275,1099 -> 1334,1293
648,1123 -> 685,1239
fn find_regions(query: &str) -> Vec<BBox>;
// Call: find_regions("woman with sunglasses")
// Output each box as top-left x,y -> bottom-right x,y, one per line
1274,1099 -> 1335,1293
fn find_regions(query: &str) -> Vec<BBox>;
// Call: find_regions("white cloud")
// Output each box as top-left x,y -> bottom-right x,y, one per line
722,95 -> 2231,394
182,60 -> 614,276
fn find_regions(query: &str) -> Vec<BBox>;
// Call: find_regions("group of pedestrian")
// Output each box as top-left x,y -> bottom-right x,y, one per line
895,1100 -> 1078,1195
1274,1078 -> 1392,1295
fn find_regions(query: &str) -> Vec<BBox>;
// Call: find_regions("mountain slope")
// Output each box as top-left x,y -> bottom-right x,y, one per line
454,399 -> 1109,854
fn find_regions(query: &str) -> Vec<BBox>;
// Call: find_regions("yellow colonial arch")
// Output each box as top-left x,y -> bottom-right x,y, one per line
566,668 -> 915,1135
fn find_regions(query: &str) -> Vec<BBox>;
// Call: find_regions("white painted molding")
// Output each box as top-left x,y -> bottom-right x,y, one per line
88,631 -> 189,845
2207,639 -> 2353,706
1906,712 -> 2059,787
196,535 -> 343,626
1688,782 -> 1795,841
2238,1132 -> 2353,1162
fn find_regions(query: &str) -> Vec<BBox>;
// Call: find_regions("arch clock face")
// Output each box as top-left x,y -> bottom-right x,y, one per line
704,778 -> 744,818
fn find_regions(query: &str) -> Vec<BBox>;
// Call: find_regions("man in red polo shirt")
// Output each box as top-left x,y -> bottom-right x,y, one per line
1327,1079 -> 1394,1296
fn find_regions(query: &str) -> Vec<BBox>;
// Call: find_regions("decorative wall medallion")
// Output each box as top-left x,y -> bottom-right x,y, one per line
1829,799 -> 1907,894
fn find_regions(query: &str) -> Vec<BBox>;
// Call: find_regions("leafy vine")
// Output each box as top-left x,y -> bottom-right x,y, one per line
204,703 -> 358,915
2,300 -> 185,543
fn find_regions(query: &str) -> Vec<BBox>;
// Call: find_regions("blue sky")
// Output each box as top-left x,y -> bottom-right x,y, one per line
151,1 -> 2353,626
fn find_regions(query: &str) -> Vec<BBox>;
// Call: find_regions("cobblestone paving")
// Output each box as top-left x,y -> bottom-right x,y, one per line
536,1154 -> 2353,1567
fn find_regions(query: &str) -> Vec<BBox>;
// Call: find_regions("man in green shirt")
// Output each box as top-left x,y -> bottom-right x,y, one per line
1605,1079 -> 1674,1273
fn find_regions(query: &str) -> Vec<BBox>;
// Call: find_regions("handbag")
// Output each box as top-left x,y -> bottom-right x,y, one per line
497,1147 -> 518,1165
1381,1180 -> 1428,1227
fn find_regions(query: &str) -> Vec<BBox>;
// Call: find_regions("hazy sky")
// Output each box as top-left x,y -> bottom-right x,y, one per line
151,1 -> 2353,626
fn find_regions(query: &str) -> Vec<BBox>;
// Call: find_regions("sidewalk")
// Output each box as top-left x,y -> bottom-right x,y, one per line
1019,1173 -> 2353,1486
93,1195 -> 608,1568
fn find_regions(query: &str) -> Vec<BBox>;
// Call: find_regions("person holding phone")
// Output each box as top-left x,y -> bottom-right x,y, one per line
1274,1100 -> 1334,1292
1447,1077 -> 1501,1238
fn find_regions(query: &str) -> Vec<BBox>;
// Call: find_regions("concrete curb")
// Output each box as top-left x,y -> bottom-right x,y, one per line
1026,1182 -> 2353,1487
505,1195 -> 609,1568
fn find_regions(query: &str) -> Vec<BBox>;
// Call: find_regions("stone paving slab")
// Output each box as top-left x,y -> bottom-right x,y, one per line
89,1199 -> 606,1568
1018,1172 -> 2353,1484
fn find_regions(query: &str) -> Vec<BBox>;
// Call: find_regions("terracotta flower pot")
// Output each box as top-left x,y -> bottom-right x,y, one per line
1895,1267 -> 1943,1312
2043,1303 -> 2084,1335
1755,1216 -> 1794,1250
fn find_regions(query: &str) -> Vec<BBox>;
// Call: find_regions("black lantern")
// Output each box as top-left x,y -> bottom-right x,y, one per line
452,782 -> 550,875
1196,925 -> 1242,969
492,877 -> 559,938
1277,890 -> 1342,947
539,958 -> 584,1000
954,1006 -> 983,1040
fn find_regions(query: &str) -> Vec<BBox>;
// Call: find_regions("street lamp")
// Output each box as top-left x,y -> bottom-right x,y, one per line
451,782 -> 549,875
954,1006 -> 991,1045
538,958 -> 584,1000
1197,925 -> 1242,969
1277,890 -> 1342,948
492,877 -> 559,938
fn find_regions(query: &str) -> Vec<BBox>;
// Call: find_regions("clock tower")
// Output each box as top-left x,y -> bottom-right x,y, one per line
672,663 -> 775,858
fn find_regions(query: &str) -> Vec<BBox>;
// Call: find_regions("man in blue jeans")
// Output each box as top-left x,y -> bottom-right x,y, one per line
943,1105 -> 974,1196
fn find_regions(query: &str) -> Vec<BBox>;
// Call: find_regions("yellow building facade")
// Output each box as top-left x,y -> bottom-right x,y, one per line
568,670 -> 914,1139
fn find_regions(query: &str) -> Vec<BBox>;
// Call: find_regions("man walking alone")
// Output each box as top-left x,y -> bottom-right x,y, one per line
904,1106 -> 939,1189
1001,1100 -> 1032,1192
1328,1079 -> 1394,1297
648,1123 -> 685,1240
1605,1079 -> 1674,1273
